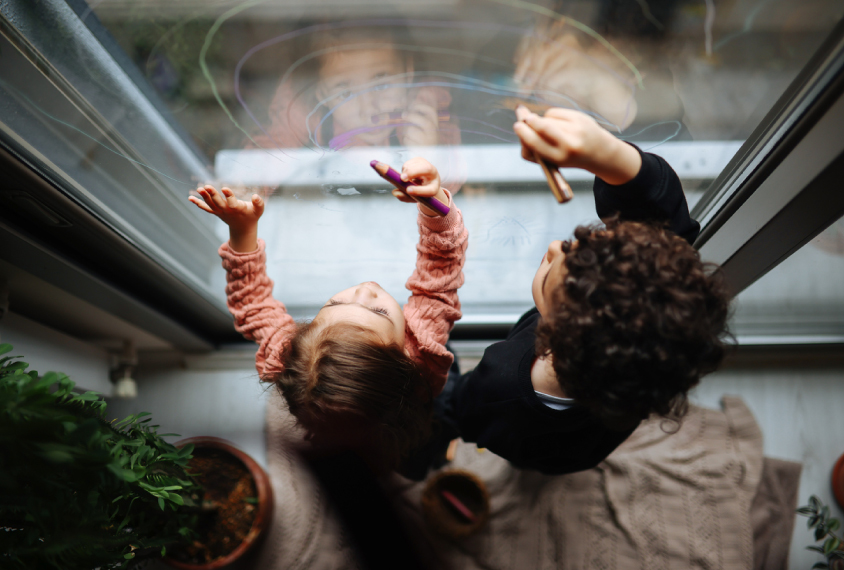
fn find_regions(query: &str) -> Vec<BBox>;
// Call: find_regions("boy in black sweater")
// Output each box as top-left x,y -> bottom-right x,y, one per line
404,107 -> 730,478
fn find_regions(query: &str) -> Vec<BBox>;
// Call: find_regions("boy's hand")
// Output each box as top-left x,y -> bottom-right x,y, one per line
514,106 -> 642,186
392,157 -> 449,217
189,185 -> 263,252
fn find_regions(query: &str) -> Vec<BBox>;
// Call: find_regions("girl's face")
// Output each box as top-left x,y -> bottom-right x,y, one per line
533,240 -> 569,318
315,282 -> 406,346
316,48 -> 410,146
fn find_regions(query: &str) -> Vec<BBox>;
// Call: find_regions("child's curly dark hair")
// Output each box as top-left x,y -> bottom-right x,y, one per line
535,217 -> 731,430
272,321 -> 432,473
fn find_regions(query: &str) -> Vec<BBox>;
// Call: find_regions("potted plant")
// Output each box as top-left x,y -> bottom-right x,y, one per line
797,495 -> 844,570
0,343 -> 272,569
421,469 -> 490,539
164,436 -> 273,568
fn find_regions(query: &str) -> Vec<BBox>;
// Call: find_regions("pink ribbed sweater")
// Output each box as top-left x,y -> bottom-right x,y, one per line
218,193 -> 468,396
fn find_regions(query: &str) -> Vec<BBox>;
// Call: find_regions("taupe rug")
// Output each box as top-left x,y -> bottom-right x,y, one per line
252,392 -> 799,570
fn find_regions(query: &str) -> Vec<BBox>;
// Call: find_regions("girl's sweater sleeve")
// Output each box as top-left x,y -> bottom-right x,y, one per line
219,239 -> 297,379
403,190 -> 469,397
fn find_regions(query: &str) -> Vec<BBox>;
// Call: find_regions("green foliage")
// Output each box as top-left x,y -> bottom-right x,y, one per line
798,495 -> 844,570
0,343 -> 201,570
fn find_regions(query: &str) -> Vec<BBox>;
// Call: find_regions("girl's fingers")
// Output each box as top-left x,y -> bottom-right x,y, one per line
402,159 -> 435,182
403,110 -> 437,136
392,188 -> 416,203
406,183 -> 437,197
196,188 -> 218,210
203,184 -> 228,209
189,195 -> 215,214
251,194 -> 265,217
409,103 -> 437,123
221,187 -> 241,209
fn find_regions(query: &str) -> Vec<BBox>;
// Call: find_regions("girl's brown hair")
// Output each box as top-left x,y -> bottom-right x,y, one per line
271,320 -> 432,472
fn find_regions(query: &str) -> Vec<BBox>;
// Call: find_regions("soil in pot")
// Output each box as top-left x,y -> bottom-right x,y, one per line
167,448 -> 258,565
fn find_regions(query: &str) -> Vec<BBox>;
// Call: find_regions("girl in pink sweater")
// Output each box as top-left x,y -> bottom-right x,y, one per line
189,158 -> 467,471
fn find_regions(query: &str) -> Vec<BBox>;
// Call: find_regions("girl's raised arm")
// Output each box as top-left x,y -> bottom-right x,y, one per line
190,186 -> 296,378
393,159 -> 468,396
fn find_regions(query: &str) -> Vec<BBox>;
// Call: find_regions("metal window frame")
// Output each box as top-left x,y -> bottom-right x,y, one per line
0,0 -> 238,350
693,18 -> 844,297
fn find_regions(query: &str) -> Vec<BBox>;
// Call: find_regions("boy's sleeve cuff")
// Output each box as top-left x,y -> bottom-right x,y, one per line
595,144 -> 665,204
418,189 -> 461,231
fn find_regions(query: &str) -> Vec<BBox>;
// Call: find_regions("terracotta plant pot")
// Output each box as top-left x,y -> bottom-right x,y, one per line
165,437 -> 273,570
833,451 -> 844,510
421,469 -> 490,539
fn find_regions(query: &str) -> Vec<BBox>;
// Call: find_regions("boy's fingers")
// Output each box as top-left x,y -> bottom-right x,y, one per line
523,114 -> 561,143
520,142 -> 537,163
514,122 -> 559,162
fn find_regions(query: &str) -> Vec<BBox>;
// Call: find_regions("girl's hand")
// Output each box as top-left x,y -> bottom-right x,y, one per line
392,157 -> 449,217
513,106 -> 641,185
397,89 -> 440,147
189,185 -> 264,253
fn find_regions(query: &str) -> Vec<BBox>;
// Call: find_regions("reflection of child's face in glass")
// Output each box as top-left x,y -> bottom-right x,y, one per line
316,48 -> 410,146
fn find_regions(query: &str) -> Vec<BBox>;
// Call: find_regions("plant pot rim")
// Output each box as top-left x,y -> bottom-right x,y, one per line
421,468 -> 490,539
164,436 -> 273,570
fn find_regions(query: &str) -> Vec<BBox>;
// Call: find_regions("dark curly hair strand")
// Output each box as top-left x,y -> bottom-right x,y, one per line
536,217 -> 731,431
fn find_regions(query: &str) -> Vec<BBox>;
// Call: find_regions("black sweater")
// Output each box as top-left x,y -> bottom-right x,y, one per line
451,148 -> 699,475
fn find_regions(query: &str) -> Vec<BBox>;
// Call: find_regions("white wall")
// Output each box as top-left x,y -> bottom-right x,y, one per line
105,348 -> 269,469
0,311 -> 111,393
691,366 -> 844,570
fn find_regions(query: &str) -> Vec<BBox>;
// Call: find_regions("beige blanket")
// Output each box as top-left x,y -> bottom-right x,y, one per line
252,393 -> 796,570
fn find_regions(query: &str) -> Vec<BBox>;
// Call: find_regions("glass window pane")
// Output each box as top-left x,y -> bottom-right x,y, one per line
5,0 -> 842,321
0,1 -> 224,307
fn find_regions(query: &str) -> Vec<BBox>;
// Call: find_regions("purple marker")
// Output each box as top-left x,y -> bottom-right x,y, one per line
369,160 -> 450,217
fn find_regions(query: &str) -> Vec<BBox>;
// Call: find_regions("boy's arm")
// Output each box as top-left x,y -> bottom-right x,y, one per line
514,107 -> 699,244
403,189 -> 468,397
592,145 -> 700,244
219,239 -> 297,378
